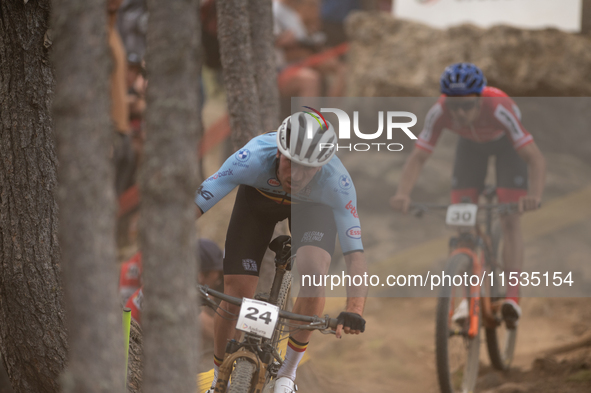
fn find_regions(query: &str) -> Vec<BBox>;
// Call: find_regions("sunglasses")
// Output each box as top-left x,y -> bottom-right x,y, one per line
446,98 -> 480,112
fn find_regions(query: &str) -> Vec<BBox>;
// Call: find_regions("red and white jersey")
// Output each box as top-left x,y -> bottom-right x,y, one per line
416,87 -> 534,152
125,287 -> 143,325
119,252 -> 142,303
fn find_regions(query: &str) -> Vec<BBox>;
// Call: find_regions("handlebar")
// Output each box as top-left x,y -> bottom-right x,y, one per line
198,285 -> 338,330
409,202 -> 518,217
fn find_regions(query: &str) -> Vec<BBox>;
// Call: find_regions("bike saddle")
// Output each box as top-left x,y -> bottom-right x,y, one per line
269,235 -> 291,262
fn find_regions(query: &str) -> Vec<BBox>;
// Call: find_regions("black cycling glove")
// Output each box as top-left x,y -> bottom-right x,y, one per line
336,312 -> 366,332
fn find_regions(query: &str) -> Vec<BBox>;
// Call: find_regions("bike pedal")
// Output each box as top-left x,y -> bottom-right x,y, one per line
501,301 -> 521,330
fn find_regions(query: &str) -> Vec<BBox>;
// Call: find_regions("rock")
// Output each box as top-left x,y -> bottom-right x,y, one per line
478,370 -> 505,390
482,382 -> 532,393
345,12 -> 591,97
532,357 -> 562,375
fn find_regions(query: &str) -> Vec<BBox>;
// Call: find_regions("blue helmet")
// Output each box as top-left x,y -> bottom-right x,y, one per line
440,63 -> 487,96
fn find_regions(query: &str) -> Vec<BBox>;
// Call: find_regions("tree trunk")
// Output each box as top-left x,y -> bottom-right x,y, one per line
52,1 -> 125,392
0,355 -> 14,393
247,0 -> 283,294
0,2 -> 67,393
216,0 -> 263,149
140,1 -> 201,392
249,0 -> 280,132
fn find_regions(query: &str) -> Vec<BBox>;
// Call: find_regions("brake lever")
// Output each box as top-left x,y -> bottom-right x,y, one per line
198,285 -> 219,310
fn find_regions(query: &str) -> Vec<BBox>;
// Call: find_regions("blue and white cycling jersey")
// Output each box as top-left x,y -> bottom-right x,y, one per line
195,133 -> 363,254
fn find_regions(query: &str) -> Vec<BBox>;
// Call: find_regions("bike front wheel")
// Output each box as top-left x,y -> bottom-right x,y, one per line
270,267 -> 293,346
227,359 -> 256,393
436,253 -> 481,393
485,221 -> 518,371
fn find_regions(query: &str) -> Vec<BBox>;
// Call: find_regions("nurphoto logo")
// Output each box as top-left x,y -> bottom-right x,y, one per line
301,106 -> 419,152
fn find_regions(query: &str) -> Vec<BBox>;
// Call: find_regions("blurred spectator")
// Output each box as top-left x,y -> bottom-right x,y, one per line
197,239 -> 224,294
122,239 -> 224,344
119,251 -> 142,304
201,0 -> 223,71
109,0 -> 136,196
273,0 -> 347,97
126,53 -> 147,183
127,53 -> 147,121
116,0 -> 148,62
321,0 -> 361,46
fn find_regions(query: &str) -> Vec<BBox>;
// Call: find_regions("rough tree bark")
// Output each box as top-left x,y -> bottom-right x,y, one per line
249,0 -> 280,132
52,1 -> 125,392
0,2 -> 67,393
216,0 -> 263,148
140,1 -> 201,392
247,0 -> 284,294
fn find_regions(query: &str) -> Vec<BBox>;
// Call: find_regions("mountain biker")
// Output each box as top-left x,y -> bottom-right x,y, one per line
390,62 -> 546,328
196,112 -> 368,393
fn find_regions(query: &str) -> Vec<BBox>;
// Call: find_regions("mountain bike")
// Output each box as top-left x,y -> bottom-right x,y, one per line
411,187 -> 519,393
199,235 -> 338,393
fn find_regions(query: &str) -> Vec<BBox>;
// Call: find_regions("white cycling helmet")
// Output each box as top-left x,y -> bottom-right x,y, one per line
276,112 -> 337,167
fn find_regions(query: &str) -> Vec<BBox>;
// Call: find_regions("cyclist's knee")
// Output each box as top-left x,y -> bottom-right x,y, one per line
217,301 -> 241,318
223,274 -> 258,298
296,246 -> 331,276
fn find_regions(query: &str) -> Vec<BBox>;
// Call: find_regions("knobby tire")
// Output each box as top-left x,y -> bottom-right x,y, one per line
436,253 -> 481,393
485,221 -> 518,371
227,359 -> 256,393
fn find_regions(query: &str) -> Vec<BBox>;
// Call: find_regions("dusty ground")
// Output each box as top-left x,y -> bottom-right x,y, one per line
295,297 -> 591,393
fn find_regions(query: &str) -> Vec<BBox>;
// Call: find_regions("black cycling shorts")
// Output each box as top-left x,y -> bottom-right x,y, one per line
223,185 -> 337,276
451,135 -> 528,203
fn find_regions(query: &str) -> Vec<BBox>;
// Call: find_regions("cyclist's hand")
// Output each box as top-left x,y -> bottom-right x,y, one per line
335,312 -> 366,338
518,195 -> 541,213
390,194 -> 411,213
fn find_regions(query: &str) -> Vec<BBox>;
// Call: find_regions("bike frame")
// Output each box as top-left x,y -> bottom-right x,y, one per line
412,192 -> 517,338
417,190 -> 520,392
199,236 -> 337,393
446,196 -> 515,337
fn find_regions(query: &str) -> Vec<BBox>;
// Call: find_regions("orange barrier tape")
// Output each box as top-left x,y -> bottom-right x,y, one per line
198,114 -> 231,157
118,185 -> 140,218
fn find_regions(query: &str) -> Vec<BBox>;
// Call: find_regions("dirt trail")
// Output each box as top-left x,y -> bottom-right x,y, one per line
297,297 -> 591,393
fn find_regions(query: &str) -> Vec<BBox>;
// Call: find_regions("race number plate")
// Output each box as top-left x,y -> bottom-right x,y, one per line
236,298 -> 279,339
446,203 -> 478,227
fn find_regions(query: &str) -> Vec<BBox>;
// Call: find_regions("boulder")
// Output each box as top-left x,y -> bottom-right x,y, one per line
345,12 -> 591,97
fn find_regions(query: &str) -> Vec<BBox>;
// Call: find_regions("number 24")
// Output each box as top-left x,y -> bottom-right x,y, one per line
245,307 -> 273,325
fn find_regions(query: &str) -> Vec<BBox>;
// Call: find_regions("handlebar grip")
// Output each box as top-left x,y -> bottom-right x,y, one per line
328,318 -> 339,330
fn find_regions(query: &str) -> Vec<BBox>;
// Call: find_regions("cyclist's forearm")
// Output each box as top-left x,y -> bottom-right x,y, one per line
518,142 -> 546,199
528,160 -> 545,199
396,148 -> 430,196
344,252 -> 368,313
528,151 -> 546,199
345,296 -> 366,315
